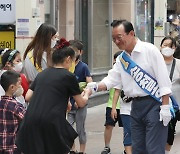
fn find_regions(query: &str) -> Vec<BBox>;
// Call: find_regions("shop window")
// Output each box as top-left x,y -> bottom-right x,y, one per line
134,0 -> 154,43
167,0 -> 180,40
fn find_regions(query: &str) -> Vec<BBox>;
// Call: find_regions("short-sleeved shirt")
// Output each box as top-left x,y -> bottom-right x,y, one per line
102,39 -> 172,97
0,96 -> 26,152
16,67 -> 81,154
23,51 -> 47,82
70,61 -> 91,109
28,67 -> 81,114
107,88 -> 120,109
74,61 -> 91,82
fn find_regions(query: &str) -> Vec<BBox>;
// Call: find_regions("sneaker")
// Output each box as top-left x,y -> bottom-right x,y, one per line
69,151 -> 78,154
122,150 -> 127,154
101,147 -> 111,154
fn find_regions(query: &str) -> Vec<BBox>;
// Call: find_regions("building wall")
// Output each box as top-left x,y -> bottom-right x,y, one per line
154,0 -> 167,48
16,0 -> 44,54
59,0 -> 75,40
91,0 -> 111,71
112,0 -> 133,54
59,0 -> 66,38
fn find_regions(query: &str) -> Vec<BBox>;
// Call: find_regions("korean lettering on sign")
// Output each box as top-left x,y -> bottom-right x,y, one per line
0,31 -> 15,49
0,3 -> 11,11
0,41 -> 12,48
0,0 -> 15,24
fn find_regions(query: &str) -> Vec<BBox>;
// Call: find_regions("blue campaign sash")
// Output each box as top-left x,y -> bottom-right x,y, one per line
120,51 -> 178,117
120,51 -> 161,102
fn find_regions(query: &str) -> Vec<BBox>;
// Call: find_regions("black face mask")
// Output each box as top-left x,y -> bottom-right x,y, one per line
75,55 -> 80,61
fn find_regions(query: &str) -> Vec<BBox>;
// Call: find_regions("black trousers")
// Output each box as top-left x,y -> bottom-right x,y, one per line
167,112 -> 178,145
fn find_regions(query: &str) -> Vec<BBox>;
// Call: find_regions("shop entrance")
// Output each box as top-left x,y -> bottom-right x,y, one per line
75,0 -> 112,72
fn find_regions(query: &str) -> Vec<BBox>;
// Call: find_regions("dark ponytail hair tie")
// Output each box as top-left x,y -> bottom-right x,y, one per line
56,38 -> 70,49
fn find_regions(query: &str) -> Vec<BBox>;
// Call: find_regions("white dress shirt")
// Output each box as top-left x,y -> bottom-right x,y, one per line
102,39 -> 172,98
120,99 -> 132,115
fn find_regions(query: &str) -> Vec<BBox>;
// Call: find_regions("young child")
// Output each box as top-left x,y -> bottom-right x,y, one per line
0,49 -> 29,106
111,89 -> 132,154
67,40 -> 93,154
16,38 -> 91,154
0,70 -> 26,154
101,51 -> 123,154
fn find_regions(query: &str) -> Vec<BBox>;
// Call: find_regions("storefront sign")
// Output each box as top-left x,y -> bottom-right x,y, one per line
0,0 -> 16,24
0,31 -> 15,49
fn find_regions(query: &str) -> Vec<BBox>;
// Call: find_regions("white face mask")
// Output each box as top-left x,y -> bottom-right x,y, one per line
161,47 -> 175,57
51,39 -> 57,48
13,62 -> 23,72
14,85 -> 24,97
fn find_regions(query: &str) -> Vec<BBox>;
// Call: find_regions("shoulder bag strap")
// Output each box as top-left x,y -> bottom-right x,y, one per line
169,58 -> 176,81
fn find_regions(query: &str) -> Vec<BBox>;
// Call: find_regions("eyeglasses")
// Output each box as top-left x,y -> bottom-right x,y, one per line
112,34 -> 127,42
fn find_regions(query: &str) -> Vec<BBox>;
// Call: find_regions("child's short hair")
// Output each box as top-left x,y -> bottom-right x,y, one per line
0,70 -> 20,92
69,40 -> 83,51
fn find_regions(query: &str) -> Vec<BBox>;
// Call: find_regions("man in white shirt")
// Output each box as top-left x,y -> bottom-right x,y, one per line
87,20 -> 172,154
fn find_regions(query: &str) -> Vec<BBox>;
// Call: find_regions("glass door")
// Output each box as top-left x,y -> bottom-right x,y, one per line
75,0 -> 112,72
44,0 -> 59,29
90,0 -> 112,72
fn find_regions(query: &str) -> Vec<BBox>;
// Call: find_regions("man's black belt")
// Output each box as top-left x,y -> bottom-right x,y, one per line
133,95 -> 150,101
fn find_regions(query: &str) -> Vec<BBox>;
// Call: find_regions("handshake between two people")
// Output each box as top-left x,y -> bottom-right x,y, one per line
85,82 -> 99,94
83,81 -> 108,94
68,82 -> 99,111
80,82 -> 98,97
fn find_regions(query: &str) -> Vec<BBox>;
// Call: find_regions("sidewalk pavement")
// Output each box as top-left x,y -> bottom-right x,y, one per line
74,103 -> 180,154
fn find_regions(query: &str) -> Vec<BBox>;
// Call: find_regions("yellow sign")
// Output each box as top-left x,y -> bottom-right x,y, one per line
0,31 -> 15,49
